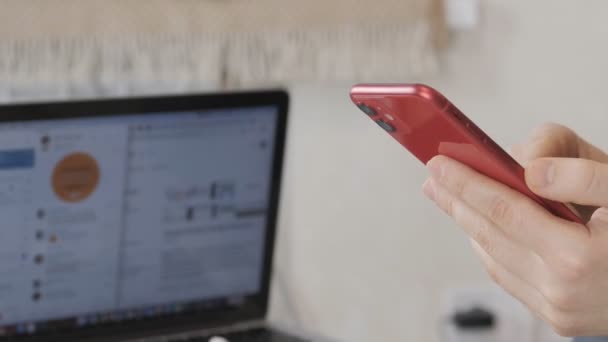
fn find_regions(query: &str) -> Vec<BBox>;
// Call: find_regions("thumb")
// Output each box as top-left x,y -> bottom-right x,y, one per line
525,158 -> 608,207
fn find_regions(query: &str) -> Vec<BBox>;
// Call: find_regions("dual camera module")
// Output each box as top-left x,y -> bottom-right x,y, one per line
356,104 -> 395,132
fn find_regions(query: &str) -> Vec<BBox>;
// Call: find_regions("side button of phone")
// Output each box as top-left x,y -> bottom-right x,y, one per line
449,106 -> 461,119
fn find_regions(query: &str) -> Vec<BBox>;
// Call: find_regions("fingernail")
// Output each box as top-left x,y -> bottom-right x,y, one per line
427,159 -> 442,179
422,179 -> 435,201
527,160 -> 555,188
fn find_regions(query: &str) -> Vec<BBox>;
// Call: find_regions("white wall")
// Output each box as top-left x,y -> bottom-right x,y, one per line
269,1 -> 608,341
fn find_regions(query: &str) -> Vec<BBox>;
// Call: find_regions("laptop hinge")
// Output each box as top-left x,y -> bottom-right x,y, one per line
124,320 -> 266,341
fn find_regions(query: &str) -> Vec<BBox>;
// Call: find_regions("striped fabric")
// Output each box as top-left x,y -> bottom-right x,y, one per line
0,0 -> 446,101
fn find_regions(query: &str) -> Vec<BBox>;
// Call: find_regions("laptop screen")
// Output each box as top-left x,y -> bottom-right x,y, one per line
0,94 -> 286,338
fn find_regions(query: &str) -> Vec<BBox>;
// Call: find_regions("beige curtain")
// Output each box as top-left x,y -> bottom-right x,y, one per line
0,0 -> 446,100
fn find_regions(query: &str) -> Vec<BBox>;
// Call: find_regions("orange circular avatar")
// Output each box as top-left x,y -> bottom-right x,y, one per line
52,152 -> 100,203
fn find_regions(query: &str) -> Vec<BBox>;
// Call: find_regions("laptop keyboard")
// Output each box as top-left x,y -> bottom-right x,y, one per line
166,327 -> 304,342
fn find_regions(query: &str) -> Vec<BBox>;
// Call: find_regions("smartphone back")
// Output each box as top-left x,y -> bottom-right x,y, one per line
350,83 -> 583,224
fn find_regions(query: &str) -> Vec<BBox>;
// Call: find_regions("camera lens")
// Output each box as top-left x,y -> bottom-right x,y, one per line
375,120 -> 395,132
357,103 -> 377,117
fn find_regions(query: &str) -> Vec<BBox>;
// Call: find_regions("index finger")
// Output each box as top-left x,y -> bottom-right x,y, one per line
427,156 -> 588,256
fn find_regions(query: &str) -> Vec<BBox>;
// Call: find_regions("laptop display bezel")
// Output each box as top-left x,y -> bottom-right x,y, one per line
0,90 -> 289,341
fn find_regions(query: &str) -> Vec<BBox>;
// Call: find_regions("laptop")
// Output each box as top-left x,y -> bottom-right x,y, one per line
0,90 -> 306,341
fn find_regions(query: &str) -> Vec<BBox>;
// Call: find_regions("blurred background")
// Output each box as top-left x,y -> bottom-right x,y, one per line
1,0 -> 608,341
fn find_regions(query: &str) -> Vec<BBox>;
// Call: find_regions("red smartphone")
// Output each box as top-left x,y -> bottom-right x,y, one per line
350,83 -> 583,224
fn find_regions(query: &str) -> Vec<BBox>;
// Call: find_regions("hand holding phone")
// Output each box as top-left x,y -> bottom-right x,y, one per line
349,84 -> 608,337
349,83 -> 583,224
